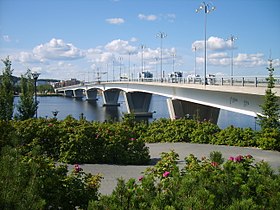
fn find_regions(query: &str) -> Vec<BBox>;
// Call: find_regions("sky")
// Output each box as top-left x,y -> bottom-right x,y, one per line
0,0 -> 279,81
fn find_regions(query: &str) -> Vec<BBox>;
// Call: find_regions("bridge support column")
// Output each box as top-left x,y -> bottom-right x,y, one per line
102,89 -> 120,106
86,89 -> 98,101
65,90 -> 74,97
167,99 -> 220,124
124,92 -> 153,117
73,89 -> 84,98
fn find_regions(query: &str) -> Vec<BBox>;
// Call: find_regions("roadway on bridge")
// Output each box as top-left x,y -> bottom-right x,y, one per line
78,143 -> 280,195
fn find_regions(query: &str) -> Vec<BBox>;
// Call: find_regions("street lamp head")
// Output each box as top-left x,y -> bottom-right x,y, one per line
156,32 -> 167,39
31,71 -> 40,80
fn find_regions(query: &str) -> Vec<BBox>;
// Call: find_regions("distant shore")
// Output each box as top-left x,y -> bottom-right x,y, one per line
14,93 -> 63,97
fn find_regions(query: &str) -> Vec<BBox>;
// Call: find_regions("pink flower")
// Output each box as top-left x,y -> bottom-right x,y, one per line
74,164 -> 81,173
211,162 -> 218,167
48,123 -> 53,127
163,171 -> 170,178
130,138 -> 136,141
246,154 -> 253,159
235,155 -> 243,163
138,176 -> 144,181
229,156 -> 235,161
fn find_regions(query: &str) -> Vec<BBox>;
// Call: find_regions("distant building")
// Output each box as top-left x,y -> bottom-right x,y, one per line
54,78 -> 81,88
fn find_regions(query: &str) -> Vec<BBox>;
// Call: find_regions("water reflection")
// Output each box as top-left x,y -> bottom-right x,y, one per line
13,95 -> 258,129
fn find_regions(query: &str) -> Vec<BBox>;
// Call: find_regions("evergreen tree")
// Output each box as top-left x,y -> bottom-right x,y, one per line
257,59 -> 280,130
0,56 -> 14,121
16,69 -> 38,120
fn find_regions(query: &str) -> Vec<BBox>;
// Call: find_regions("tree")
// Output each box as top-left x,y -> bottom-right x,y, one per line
16,69 -> 38,120
257,59 -> 280,131
0,56 -> 14,121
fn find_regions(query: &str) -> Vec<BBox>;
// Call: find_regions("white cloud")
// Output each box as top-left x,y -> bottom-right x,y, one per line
166,14 -> 176,22
106,18 -> 125,24
130,37 -> 138,42
235,53 -> 266,67
138,14 -> 157,21
192,36 -> 233,51
105,39 -> 137,54
3,35 -> 11,42
16,51 -> 46,64
33,38 -> 84,60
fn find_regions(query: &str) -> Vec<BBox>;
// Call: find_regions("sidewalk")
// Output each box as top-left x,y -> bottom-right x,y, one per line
80,143 -> 280,195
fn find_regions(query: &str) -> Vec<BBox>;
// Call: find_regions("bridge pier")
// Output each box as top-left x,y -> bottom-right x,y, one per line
102,89 -> 120,106
124,92 -> 153,117
167,99 -> 220,124
86,89 -> 98,101
73,89 -> 84,98
65,90 -> 74,97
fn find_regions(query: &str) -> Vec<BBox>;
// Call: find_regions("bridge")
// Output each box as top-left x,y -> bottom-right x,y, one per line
55,76 -> 280,124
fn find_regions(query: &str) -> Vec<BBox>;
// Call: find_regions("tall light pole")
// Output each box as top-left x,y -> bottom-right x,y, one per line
156,32 -> 167,82
119,56 -> 123,80
128,51 -> 131,80
31,71 -> 40,118
112,59 -> 115,81
193,46 -> 197,76
140,44 -> 145,72
196,2 -> 215,85
171,52 -> 176,72
227,35 -> 237,77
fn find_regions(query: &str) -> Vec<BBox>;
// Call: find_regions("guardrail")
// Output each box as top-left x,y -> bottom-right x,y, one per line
55,76 -> 280,90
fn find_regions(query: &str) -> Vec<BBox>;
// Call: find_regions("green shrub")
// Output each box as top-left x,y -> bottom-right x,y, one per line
256,128 -> 280,151
214,125 -> 256,147
89,151 -> 280,209
0,145 -> 102,210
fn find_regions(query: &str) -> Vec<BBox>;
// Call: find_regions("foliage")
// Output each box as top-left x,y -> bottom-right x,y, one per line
0,56 -> 14,121
258,60 -> 280,131
257,128 -> 280,151
0,146 -> 102,210
89,151 -> 280,209
16,69 -> 38,120
214,125 -> 256,147
9,116 -> 150,165
37,83 -> 55,94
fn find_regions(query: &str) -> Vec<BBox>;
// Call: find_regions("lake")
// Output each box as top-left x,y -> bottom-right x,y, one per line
14,95 -> 259,130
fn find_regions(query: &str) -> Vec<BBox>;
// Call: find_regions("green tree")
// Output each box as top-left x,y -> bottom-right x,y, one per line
16,69 -> 38,120
258,60 -> 280,130
0,56 -> 14,121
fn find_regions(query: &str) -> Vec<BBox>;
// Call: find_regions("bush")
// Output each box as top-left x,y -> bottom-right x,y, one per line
89,151 -> 280,209
0,146 -> 102,209
256,128 -> 280,151
214,125 -> 256,147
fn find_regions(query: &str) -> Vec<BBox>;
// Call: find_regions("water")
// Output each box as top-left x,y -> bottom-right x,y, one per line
14,95 -> 259,129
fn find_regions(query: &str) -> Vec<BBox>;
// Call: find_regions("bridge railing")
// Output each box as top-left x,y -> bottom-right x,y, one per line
55,76 -> 280,91
124,76 -> 280,88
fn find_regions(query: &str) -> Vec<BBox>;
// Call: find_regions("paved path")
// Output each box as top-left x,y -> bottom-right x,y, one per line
79,143 -> 280,195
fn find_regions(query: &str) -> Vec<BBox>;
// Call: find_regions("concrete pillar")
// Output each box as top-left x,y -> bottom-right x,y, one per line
65,90 -> 74,97
123,92 -> 153,117
73,89 -> 84,98
86,89 -> 98,101
167,98 -> 220,124
102,89 -> 120,106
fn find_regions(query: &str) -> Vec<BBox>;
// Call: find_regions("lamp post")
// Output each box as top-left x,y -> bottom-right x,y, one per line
196,2 -> 215,85
193,46 -> 197,76
156,32 -> 167,82
227,35 -> 237,77
171,52 -> 176,72
140,44 -> 145,72
31,71 -> 40,118
119,56 -> 123,80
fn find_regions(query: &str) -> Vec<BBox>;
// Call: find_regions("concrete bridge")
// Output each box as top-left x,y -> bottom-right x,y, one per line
55,77 -> 280,124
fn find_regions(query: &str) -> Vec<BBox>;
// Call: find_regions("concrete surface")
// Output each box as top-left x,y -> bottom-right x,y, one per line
78,143 -> 280,195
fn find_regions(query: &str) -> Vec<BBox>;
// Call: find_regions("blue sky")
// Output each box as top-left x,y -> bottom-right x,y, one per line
0,0 -> 279,81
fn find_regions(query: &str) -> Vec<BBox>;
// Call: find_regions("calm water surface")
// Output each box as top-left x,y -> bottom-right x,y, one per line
14,95 -> 259,129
